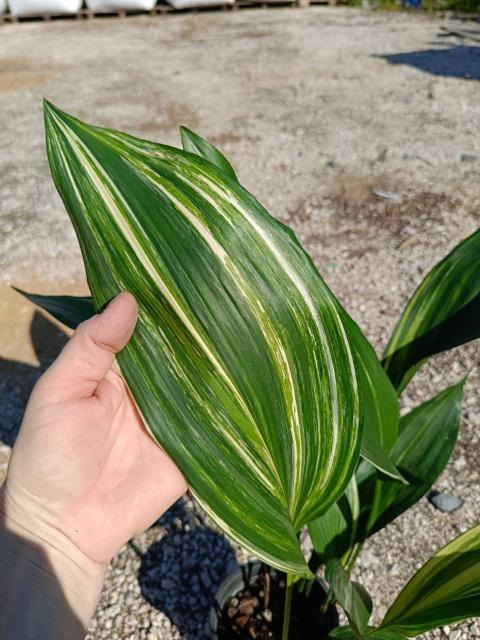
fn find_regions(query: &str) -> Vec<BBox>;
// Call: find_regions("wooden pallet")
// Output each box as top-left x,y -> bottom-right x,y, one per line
235,0 -> 295,8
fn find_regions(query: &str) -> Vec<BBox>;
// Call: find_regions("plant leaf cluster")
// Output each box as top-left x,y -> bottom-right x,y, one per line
16,103 -> 480,637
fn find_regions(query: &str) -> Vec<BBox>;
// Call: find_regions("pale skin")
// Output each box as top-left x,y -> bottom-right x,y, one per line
0,292 -> 187,639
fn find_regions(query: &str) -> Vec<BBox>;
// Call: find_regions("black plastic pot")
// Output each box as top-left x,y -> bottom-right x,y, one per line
207,562 -> 339,639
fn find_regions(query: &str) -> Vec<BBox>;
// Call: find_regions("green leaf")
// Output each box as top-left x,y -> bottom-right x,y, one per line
383,228 -> 480,392
330,627 -> 407,639
180,126 -> 238,181
308,501 -> 351,563
325,559 -> 372,634
366,381 -> 464,536
353,459 -> 379,541
338,309 -> 401,480
44,101 -> 362,578
14,287 -> 95,329
381,523 -> 480,635
308,476 -> 359,563
352,582 -> 373,620
360,434 -> 403,483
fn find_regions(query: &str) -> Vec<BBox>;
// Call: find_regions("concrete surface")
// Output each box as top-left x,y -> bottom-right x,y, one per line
0,6 -> 479,639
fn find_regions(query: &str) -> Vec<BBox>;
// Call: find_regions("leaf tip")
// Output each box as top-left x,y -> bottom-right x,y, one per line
43,98 -> 60,122
11,285 -> 27,299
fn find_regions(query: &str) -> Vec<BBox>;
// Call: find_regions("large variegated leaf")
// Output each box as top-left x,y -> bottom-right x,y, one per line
383,228 -> 480,392
44,102 -> 361,577
180,128 -> 401,482
381,523 -> 480,635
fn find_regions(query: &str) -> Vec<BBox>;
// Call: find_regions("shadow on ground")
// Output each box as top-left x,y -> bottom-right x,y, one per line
139,498 -> 238,640
376,46 -> 480,80
0,312 -> 68,446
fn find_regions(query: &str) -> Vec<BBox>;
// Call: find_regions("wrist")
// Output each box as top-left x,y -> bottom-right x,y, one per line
0,484 -> 106,629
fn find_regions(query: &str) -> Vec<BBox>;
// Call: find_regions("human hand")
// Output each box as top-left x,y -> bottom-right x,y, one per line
0,292 -> 186,629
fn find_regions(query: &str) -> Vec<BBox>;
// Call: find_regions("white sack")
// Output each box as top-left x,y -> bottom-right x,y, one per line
9,0 -> 81,15
167,0 -> 233,8
86,0 -> 156,11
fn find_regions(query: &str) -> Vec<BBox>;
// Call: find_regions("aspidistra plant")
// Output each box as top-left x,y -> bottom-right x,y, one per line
17,104 -> 479,636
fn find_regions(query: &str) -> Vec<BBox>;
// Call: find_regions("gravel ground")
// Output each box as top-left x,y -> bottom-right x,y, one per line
1,6 -> 479,639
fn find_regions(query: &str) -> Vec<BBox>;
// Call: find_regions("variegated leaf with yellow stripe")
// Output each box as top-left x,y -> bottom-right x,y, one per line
381,523 -> 480,635
44,102 -> 361,577
179,127 -> 401,482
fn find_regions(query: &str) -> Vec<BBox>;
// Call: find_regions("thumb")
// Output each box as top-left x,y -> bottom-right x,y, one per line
40,292 -> 138,400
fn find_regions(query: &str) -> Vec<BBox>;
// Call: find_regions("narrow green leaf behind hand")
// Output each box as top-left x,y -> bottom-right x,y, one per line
14,288 -> 95,329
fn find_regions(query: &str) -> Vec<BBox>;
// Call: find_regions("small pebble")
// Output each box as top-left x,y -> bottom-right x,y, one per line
104,604 -> 121,619
428,492 -> 463,513
372,187 -> 401,203
263,609 -> 273,623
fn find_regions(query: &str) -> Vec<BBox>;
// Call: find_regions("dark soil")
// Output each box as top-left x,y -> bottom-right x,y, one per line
216,565 -> 338,640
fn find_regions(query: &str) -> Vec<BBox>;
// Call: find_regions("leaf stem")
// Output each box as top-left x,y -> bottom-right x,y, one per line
305,577 -> 315,598
320,585 -> 335,616
345,542 -> 364,576
282,573 -> 294,640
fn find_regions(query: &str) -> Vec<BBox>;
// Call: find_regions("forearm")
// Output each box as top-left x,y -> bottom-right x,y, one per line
0,526 -> 87,640
0,488 -> 105,640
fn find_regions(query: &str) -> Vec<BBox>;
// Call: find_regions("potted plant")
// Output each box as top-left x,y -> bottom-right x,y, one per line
16,102 -> 480,639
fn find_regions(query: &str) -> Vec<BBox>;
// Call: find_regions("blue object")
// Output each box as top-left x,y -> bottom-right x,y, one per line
403,0 -> 422,6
